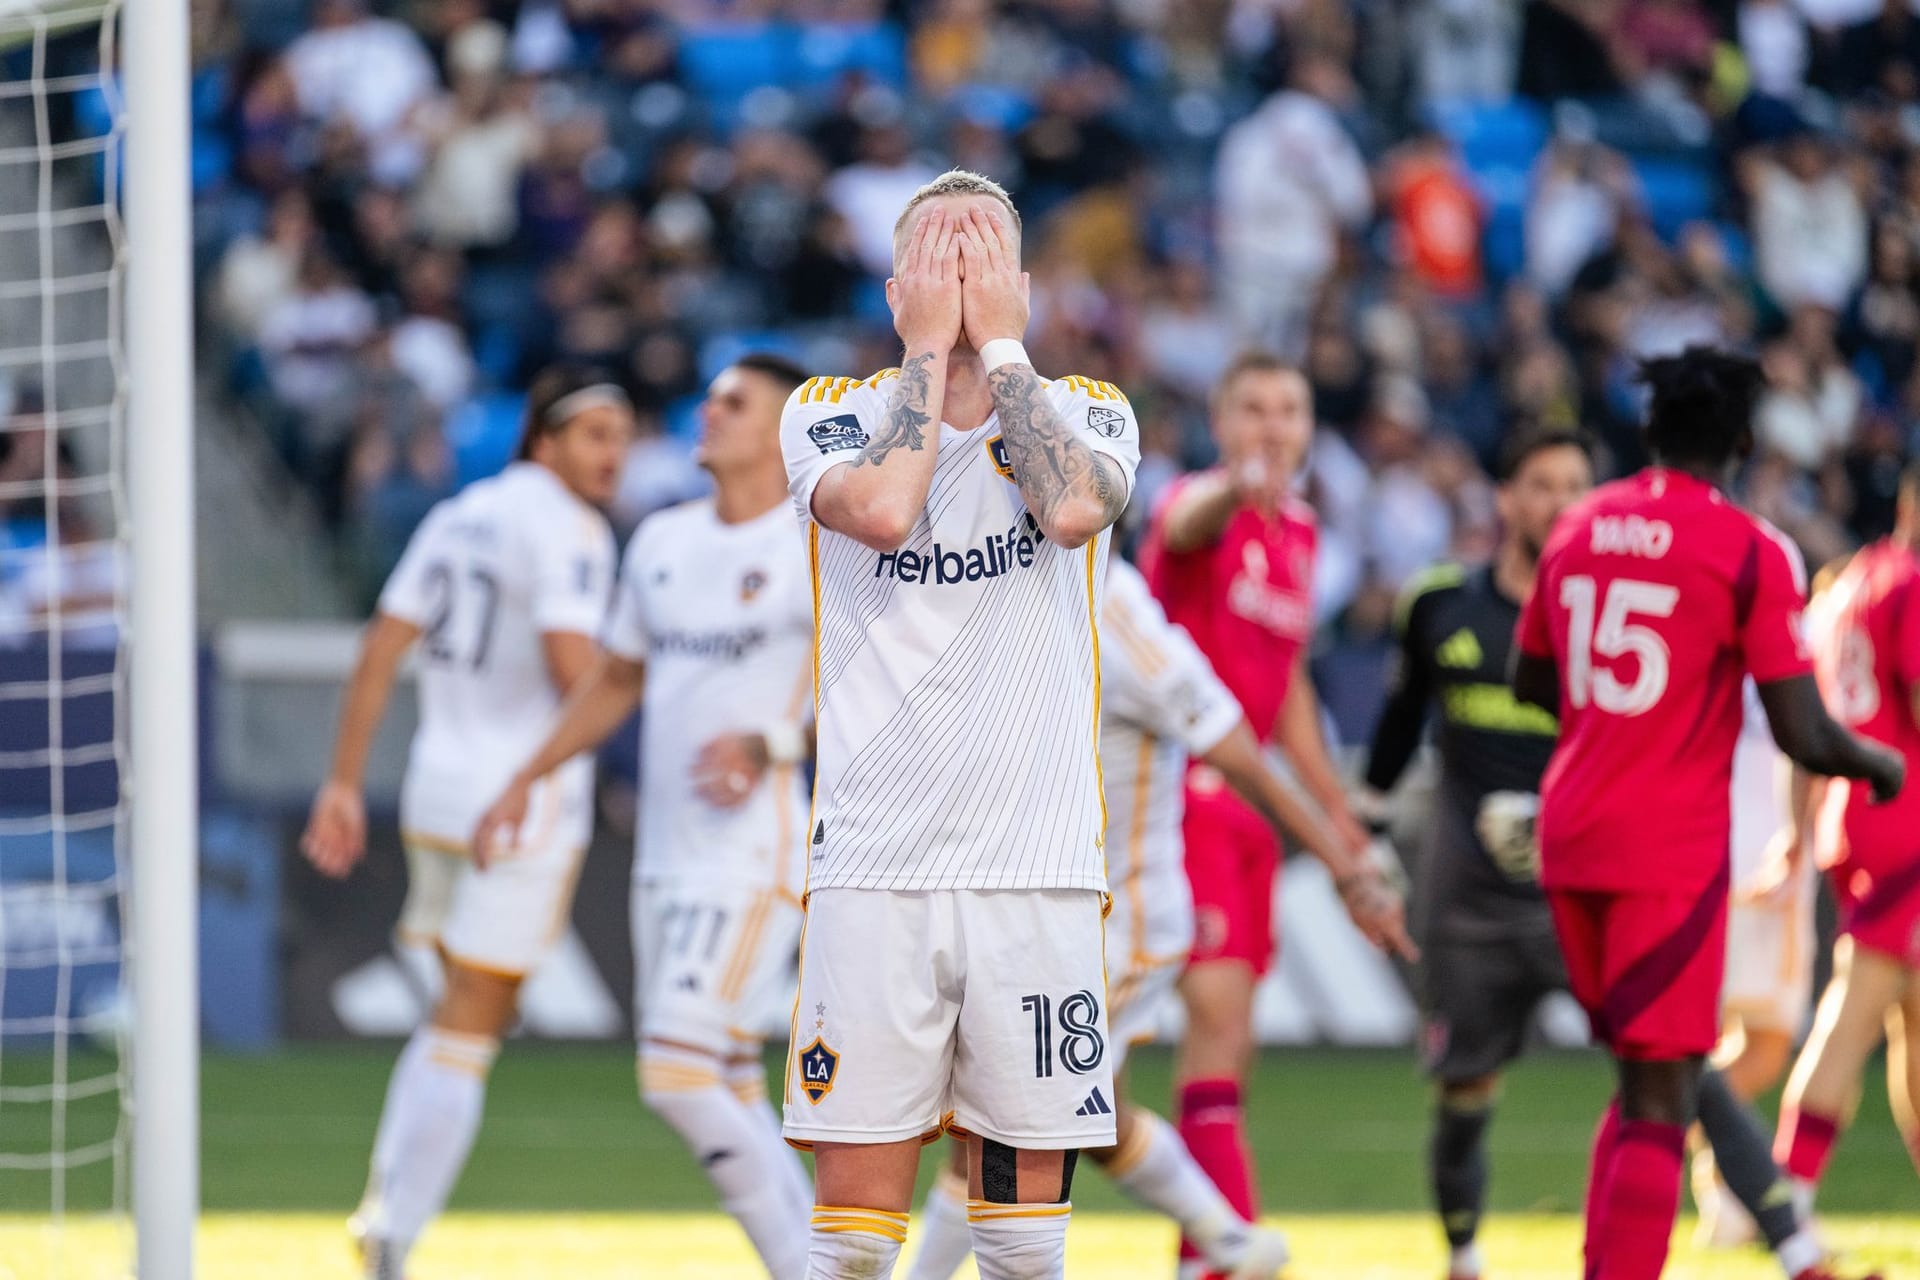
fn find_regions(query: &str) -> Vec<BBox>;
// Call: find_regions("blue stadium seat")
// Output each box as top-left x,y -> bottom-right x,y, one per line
677,25 -> 790,107
1631,155 -> 1714,241
791,22 -> 908,90
445,392 -> 527,489
1428,99 -> 1549,175
698,332 -> 806,382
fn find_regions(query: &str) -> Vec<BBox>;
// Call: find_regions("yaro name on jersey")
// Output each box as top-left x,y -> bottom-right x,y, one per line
874,513 -> 1043,586
1589,514 -> 1674,559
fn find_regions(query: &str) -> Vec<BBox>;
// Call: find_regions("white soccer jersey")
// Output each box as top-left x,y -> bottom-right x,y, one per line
1730,677 -> 1788,882
378,461 -> 617,852
1100,558 -> 1245,963
602,498 -> 814,894
782,368 -> 1142,893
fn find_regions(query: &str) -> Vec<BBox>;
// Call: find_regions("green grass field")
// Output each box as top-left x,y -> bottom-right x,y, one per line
1,1045 -> 1915,1277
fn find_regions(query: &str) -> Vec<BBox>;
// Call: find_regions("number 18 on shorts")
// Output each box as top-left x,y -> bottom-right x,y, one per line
783,887 -> 1117,1151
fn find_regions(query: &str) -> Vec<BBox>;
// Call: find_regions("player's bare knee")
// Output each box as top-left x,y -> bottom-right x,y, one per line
431,959 -> 522,1039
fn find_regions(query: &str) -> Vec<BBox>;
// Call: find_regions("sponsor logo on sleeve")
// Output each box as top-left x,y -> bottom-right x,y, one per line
807,414 -> 868,454
1086,406 -> 1125,438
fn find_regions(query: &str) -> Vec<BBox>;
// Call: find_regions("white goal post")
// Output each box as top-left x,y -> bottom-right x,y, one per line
123,0 -> 198,1271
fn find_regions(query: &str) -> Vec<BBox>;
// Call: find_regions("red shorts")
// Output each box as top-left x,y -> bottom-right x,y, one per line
1830,855 -> 1920,967
1181,767 -> 1280,975
1545,865 -> 1729,1061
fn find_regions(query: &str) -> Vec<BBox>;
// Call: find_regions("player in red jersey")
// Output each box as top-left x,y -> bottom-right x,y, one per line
1773,462 -> 1920,1213
1140,350 -> 1388,1275
1512,347 -> 1902,1280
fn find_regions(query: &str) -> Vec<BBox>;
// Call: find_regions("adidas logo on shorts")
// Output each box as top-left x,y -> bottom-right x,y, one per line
1074,1087 -> 1112,1117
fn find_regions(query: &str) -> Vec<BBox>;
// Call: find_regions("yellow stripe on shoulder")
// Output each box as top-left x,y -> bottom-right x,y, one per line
1393,562 -> 1467,635
865,367 -> 901,388
1062,374 -> 1129,404
798,375 -> 873,405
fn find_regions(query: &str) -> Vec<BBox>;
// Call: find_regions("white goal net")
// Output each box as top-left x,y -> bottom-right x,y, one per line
0,0 -> 131,1272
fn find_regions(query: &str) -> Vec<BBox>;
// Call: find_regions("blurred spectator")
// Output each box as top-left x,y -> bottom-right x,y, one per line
256,251 -> 377,418
1827,0 -> 1920,102
215,189 -> 318,340
1526,133 -> 1639,298
1215,55 -> 1373,354
825,121 -> 939,277
389,251 -> 476,411
1517,0 -> 1631,100
1380,130 -> 1484,299
1618,0 -> 1716,84
411,21 -> 541,251
1422,314 -> 1504,465
1139,258 -> 1237,400
613,409 -> 708,532
1407,0 -> 1519,104
1738,0 -> 1811,99
1749,125 -> 1869,311
282,0 -> 437,177
1846,223 -> 1920,401
1362,376 -> 1454,591
1755,309 -> 1864,466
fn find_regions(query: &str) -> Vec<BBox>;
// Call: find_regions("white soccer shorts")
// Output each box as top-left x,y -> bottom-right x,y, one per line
1721,856 -> 1816,1036
782,887 -> 1117,1151
1104,884 -> 1192,1074
398,836 -> 584,979
632,878 -> 804,1058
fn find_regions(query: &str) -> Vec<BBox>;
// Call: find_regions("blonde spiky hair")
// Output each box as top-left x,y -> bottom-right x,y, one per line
890,169 -> 1022,271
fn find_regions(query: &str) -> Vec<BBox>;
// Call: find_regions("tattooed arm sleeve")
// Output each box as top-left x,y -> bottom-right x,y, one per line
781,349 -> 948,551
987,366 -> 1140,548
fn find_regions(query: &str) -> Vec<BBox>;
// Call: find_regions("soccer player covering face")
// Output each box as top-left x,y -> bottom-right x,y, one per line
1363,429 -> 1595,1280
472,356 -> 818,1279
905,559 -> 1413,1280
1138,353 -> 1397,1273
1773,462 -> 1920,1220
1511,347 -> 1904,1280
300,366 -> 632,1279
777,170 -> 1138,1280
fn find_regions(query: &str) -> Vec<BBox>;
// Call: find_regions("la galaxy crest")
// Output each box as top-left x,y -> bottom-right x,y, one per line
740,569 -> 767,602
799,1000 -> 840,1104
985,435 -> 1015,481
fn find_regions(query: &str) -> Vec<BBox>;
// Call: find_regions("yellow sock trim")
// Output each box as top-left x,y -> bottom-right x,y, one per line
811,1206 -> 909,1243
1103,1111 -> 1155,1177
966,1201 -> 1072,1223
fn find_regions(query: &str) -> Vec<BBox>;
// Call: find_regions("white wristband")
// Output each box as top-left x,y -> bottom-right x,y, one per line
762,721 -> 807,766
979,339 -> 1031,373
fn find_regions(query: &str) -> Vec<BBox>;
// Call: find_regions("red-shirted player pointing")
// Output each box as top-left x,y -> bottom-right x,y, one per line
1772,462 -> 1920,1217
1511,347 -> 1902,1280
1142,351 -> 1413,1276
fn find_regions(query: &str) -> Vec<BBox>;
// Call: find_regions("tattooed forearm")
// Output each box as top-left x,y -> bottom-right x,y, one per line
987,365 -> 1128,535
851,350 -> 936,468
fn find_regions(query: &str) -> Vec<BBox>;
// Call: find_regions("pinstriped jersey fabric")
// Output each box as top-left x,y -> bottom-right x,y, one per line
781,371 -> 1142,892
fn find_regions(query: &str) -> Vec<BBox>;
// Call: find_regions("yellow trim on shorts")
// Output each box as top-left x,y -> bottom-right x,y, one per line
718,889 -> 775,1003
401,829 -> 470,858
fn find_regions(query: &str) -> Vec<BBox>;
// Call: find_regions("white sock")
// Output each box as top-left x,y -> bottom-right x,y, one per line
968,1201 -> 1070,1280
358,1026 -> 497,1252
1449,1240 -> 1486,1278
642,1046 -> 810,1280
728,1053 -> 816,1221
1101,1109 -> 1249,1263
905,1168 -> 974,1280
809,1206 -> 907,1279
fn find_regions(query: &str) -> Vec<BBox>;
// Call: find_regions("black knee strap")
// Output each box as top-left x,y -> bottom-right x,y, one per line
980,1138 -> 1020,1204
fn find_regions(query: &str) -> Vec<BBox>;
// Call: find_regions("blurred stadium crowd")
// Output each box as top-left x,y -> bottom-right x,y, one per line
13,0 -> 1919,627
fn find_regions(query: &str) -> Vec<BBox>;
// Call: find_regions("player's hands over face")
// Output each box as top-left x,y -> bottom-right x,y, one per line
470,777 -> 531,871
301,779 -> 367,879
890,207 -> 962,353
691,732 -> 770,809
957,205 -> 1030,351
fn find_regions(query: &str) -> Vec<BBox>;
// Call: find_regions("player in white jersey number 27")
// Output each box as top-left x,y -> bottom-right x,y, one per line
473,355 -> 819,1280
300,366 -> 631,1280
779,170 -> 1139,1279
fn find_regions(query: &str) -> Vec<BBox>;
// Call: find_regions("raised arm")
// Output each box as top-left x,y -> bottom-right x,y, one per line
1155,470 -> 1243,554
959,207 -> 1131,548
806,209 -> 960,551
1275,651 -> 1369,853
1205,719 -> 1417,961
301,612 -> 420,878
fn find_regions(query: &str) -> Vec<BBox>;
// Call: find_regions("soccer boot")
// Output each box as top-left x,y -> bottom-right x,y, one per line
1223,1224 -> 1292,1279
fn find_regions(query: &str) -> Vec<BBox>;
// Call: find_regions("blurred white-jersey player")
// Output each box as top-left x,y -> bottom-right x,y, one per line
1694,680 -> 1819,1246
780,173 -> 1140,1280
300,365 -> 630,1279
474,354 -> 817,1278
905,559 -> 1405,1280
